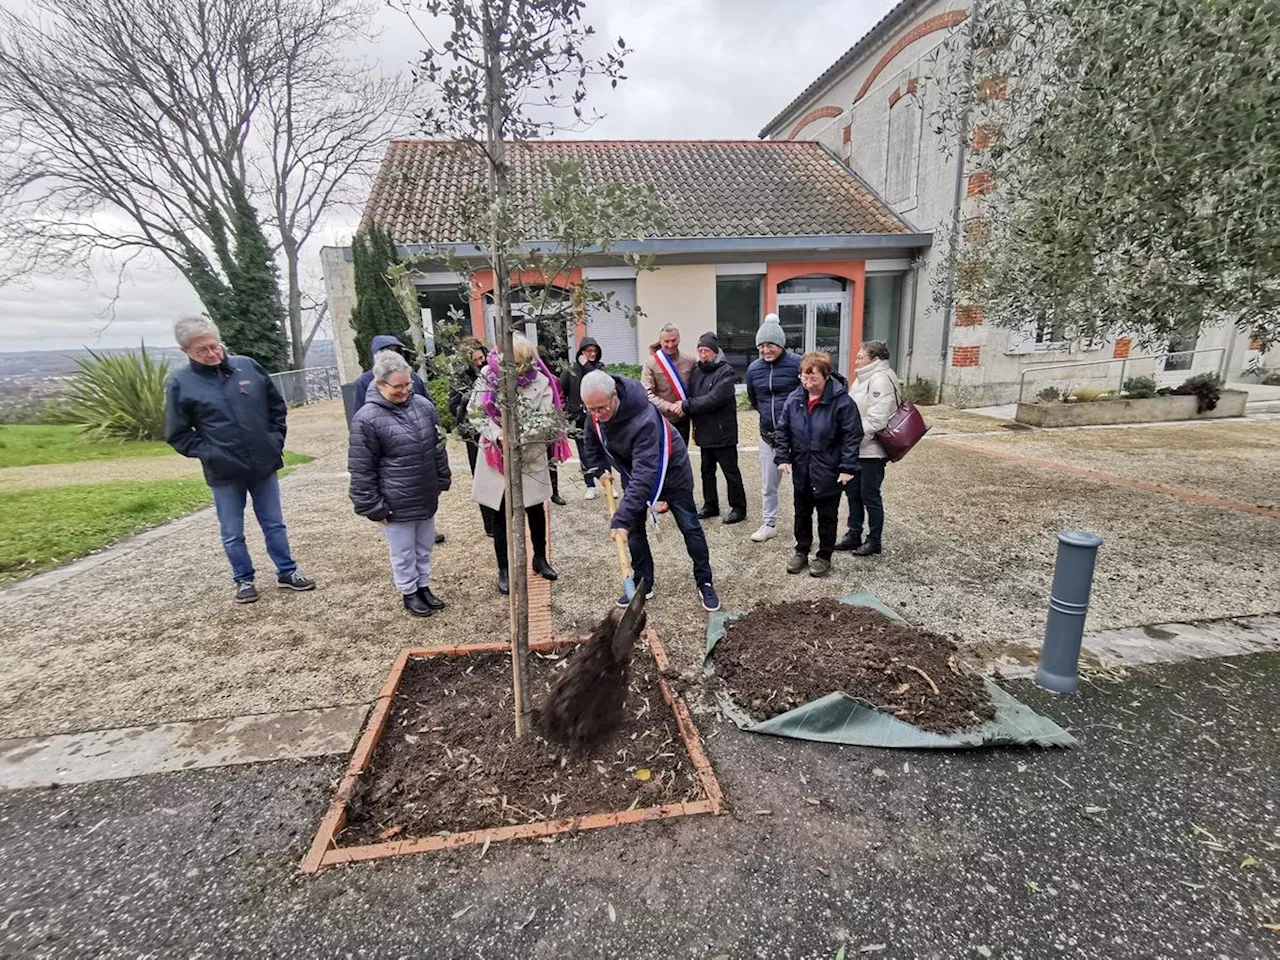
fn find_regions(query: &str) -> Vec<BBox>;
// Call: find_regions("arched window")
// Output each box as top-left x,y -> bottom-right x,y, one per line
885,88 -> 922,206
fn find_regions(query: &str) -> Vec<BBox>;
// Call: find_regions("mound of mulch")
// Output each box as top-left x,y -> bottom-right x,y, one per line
339,647 -> 706,845
713,599 -> 996,733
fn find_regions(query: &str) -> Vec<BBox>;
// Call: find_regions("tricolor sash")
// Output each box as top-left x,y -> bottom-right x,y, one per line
653,349 -> 688,402
593,415 -> 672,529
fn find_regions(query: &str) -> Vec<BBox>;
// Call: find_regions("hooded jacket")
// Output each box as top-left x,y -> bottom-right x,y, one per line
774,376 -> 864,499
352,335 -> 429,411
165,354 -> 287,486
745,350 -> 802,444
347,386 -> 451,522
582,375 -> 695,531
684,354 -> 738,449
558,336 -> 605,426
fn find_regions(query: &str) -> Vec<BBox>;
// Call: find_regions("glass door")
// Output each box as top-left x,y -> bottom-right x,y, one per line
776,292 -> 850,377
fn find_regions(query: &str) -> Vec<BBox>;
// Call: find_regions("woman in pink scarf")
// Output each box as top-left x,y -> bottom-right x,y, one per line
467,332 -> 572,596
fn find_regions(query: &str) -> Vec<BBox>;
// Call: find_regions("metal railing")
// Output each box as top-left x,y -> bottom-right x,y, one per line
269,366 -> 342,407
1016,348 -> 1227,403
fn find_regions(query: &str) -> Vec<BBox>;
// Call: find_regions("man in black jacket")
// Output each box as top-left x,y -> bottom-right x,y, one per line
681,332 -> 746,525
165,317 -> 315,604
351,335 -> 428,411
559,336 -> 605,500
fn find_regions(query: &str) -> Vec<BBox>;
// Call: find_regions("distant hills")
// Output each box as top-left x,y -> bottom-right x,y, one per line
0,341 -> 336,380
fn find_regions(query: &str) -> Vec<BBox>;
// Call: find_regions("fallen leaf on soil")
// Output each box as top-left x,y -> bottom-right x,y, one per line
479,837 -> 491,859
606,903 -> 616,923
872,768 -> 887,778
1178,881 -> 1206,890
1261,923 -> 1280,932
633,768 -> 652,781
1240,856 -> 1257,868
753,809 -> 772,816
859,945 -> 887,953
805,797 -> 821,806
516,909 -> 536,930
1017,762 -> 1028,773
1083,806 -> 1106,815
452,905 -> 474,919
976,947 -> 992,958
834,946 -> 846,960
377,824 -> 405,841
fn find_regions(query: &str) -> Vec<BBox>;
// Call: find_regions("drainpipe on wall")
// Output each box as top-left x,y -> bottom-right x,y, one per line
937,0 -> 981,404
904,263 -> 921,380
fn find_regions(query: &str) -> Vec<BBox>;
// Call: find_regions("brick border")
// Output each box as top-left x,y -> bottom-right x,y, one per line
935,437 -> 1280,520
854,10 -> 969,103
300,632 -> 724,873
788,105 -> 843,139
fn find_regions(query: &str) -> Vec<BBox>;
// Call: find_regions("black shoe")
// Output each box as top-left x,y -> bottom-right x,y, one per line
696,505 -> 720,520
786,553 -> 808,574
532,556 -> 559,581
417,586 -> 445,611
497,569 -> 509,595
810,556 -> 831,577
403,592 -> 434,617
550,493 -> 567,506
852,539 -> 882,556
276,571 -> 315,591
234,581 -> 259,604
834,531 -> 862,552
435,532 -> 446,544
722,509 -> 746,525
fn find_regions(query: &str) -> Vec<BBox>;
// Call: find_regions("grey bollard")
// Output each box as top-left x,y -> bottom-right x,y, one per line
340,382 -> 359,429
1036,530 -> 1104,693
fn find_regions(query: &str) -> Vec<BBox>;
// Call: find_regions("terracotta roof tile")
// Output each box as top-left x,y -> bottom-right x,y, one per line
362,140 -> 912,244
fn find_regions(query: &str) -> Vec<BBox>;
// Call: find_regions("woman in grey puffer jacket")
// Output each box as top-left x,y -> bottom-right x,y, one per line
348,352 -> 452,617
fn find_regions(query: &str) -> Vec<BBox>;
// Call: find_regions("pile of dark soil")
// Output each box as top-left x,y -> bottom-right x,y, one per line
714,599 -> 996,733
340,648 -> 705,845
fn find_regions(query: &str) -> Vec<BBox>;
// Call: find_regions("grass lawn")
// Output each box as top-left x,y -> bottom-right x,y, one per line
0,453 -> 314,584
0,425 -> 173,468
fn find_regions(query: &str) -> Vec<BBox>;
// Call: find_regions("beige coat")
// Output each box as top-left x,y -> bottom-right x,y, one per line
849,359 -> 901,459
641,344 -> 697,422
468,371 -> 554,511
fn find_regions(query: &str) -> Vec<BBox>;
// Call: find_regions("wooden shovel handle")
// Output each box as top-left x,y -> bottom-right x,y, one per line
600,475 -> 634,581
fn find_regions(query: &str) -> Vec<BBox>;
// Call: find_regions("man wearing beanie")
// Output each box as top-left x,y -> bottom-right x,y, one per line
745,314 -> 801,542
682,332 -> 747,525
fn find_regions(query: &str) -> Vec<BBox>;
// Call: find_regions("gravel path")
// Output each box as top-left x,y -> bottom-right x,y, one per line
2,401 -> 1277,740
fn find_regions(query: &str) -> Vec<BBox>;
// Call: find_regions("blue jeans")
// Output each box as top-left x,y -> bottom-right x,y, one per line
626,485 -> 713,592
210,473 -> 297,583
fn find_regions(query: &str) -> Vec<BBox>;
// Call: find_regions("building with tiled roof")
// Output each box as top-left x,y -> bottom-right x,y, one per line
322,138 -> 930,383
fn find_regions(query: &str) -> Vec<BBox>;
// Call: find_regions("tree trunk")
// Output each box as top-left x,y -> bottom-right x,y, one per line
485,6 -> 532,737
284,236 -> 305,370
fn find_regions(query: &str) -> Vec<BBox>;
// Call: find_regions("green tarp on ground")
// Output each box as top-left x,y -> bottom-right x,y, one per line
704,592 -> 1076,749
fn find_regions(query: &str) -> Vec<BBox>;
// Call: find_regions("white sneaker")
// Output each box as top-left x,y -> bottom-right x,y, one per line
584,487 -> 597,501
750,524 -> 778,542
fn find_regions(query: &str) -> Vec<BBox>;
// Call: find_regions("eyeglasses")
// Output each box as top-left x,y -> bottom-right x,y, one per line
189,343 -> 223,358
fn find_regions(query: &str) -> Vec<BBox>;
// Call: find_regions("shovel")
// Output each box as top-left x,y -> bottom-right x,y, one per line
600,474 -> 637,602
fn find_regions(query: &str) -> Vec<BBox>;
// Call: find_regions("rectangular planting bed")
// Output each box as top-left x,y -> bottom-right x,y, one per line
301,633 -> 723,872
1015,389 -> 1247,427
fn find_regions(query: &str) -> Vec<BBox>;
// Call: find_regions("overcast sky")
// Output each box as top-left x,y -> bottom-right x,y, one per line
0,0 -> 899,353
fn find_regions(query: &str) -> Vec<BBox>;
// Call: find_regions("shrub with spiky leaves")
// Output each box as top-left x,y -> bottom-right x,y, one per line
46,347 -> 170,441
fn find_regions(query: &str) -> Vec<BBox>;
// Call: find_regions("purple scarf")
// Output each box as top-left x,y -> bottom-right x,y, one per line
479,349 -> 572,472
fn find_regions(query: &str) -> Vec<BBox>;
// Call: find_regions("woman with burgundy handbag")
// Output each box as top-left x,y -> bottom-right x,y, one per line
835,340 -> 901,556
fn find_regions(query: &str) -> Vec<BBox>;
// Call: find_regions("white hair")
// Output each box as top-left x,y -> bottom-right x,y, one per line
580,369 -> 617,400
373,350 -> 413,382
174,317 -> 220,349
659,323 -> 680,336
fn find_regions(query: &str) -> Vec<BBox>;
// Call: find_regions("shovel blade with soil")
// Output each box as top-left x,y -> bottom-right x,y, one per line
536,584 -> 648,749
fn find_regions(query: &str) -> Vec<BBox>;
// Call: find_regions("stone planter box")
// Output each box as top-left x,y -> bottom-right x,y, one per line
1015,390 -> 1248,428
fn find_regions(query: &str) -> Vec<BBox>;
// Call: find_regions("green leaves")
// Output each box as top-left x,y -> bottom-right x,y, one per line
45,347 -> 170,441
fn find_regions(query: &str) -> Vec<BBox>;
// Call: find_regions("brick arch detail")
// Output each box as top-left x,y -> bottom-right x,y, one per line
765,260 -> 867,375
787,105 -> 843,139
469,268 -> 584,342
854,9 -> 969,103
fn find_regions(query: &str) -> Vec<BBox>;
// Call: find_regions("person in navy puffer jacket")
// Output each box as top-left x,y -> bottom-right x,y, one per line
348,351 -> 452,618
773,351 -> 863,579
744,314 -> 802,543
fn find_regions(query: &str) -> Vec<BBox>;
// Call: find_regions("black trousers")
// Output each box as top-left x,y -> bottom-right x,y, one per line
843,457 -> 887,541
699,446 -> 747,515
794,488 -> 841,560
465,441 -> 496,536
491,497 -> 547,570
672,416 -> 691,446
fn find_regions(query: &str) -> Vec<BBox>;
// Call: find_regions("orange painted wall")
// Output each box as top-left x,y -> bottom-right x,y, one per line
764,260 -> 866,374
468,268 -> 584,344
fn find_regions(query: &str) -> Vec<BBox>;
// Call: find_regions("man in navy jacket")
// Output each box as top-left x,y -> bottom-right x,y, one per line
165,317 -> 315,604
744,314 -> 802,543
352,334 -> 429,411
580,371 -> 720,612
